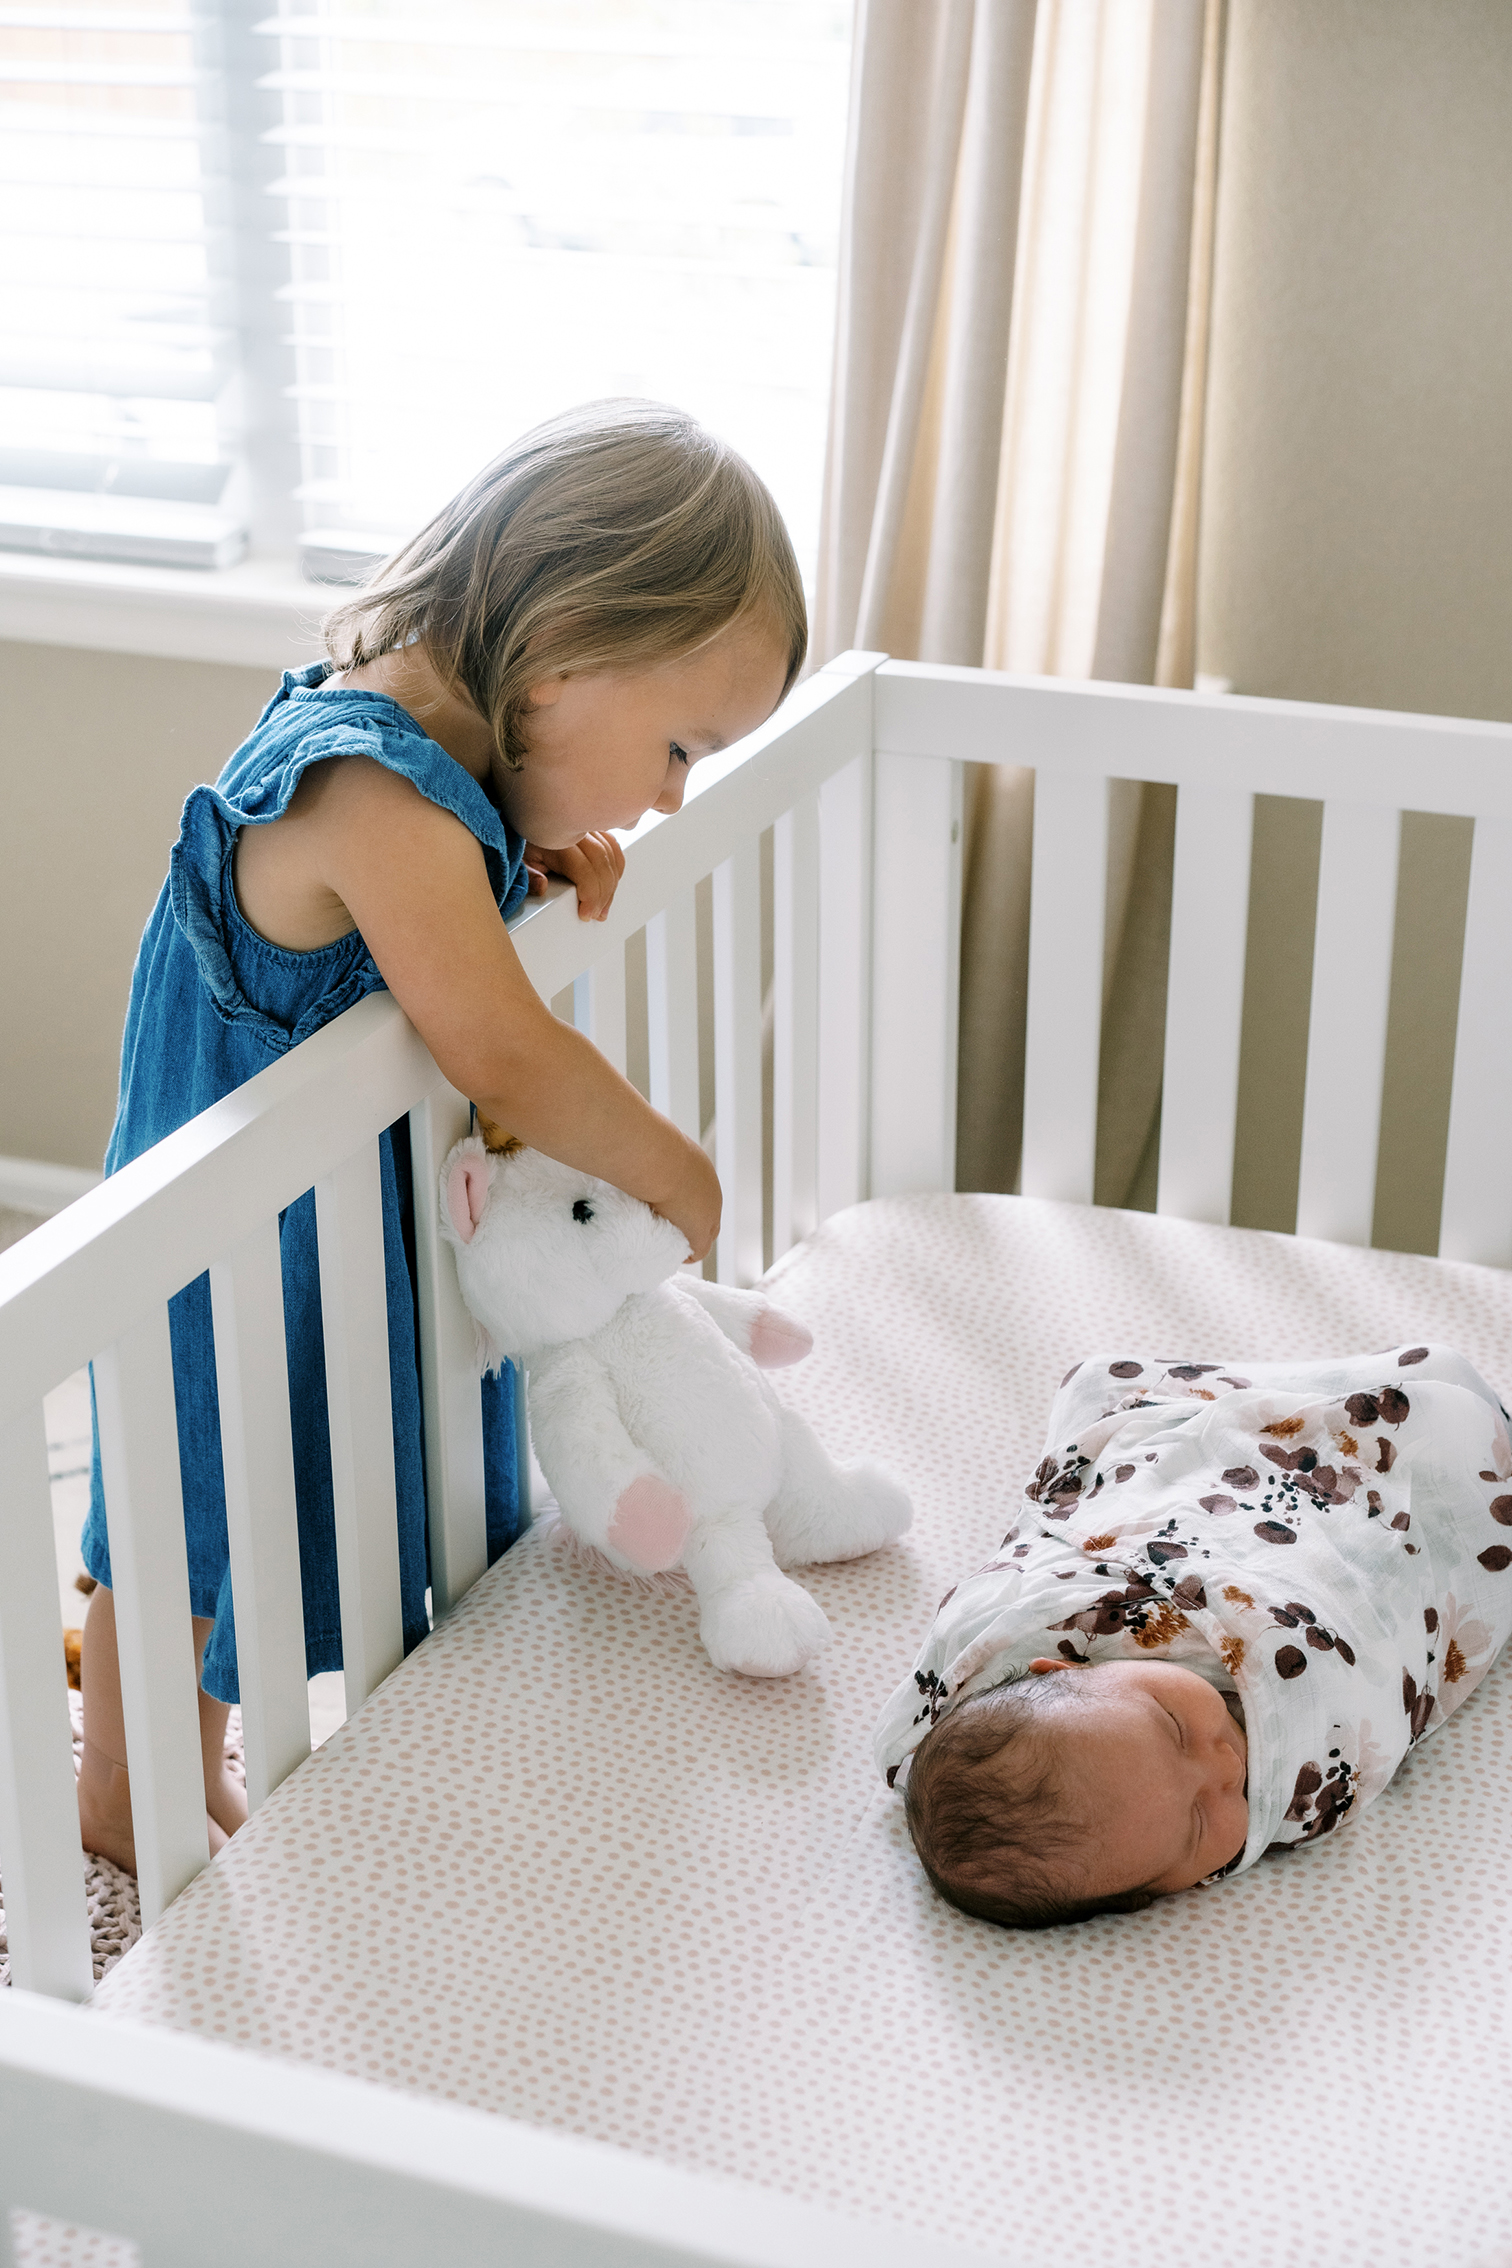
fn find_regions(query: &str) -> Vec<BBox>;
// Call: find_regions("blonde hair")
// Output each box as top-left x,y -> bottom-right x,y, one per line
323,399 -> 807,769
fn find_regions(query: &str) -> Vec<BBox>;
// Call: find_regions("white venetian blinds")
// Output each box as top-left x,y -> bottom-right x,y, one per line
253,0 -> 852,581
0,1 -> 254,564
0,0 -> 851,580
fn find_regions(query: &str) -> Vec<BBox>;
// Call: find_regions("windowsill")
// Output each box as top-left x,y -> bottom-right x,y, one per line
0,548 -> 334,671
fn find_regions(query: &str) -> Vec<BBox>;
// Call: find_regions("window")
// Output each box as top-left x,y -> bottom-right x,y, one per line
0,1 -> 248,566
0,1 -> 853,587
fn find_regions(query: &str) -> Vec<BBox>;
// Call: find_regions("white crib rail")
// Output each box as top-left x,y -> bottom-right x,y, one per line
874,661 -> 1512,1247
0,1992 -> 988,2268
1440,814 -> 1512,1266
0,652 -> 886,1999
208,1223 -> 309,1812
4,651 -> 1511,2020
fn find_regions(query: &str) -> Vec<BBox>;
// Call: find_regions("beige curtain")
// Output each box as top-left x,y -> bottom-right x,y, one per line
816,0 -> 1226,1202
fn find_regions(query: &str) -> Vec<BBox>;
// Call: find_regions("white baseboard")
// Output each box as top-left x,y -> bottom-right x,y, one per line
0,1154 -> 102,1217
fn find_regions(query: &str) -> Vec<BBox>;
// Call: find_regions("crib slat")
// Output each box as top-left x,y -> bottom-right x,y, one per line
0,1402 -> 93,1998
1021,771 -> 1109,1204
1295,802 -> 1402,1245
645,889 -> 701,1143
576,946 -> 628,1079
93,1310 -> 210,1930
870,752 -> 963,1199
408,1085 -> 489,1617
1157,784 -> 1255,1224
315,1146 -> 405,1716
209,1222 -> 311,1813
713,836 -> 763,1285
1440,815 -> 1512,1265
817,751 -> 874,1220
773,793 -> 820,1255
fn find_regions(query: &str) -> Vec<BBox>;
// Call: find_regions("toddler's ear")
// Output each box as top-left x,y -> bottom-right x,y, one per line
445,1147 -> 491,1245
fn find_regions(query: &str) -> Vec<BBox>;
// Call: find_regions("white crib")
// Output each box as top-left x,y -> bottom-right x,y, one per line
2,653 -> 1511,2267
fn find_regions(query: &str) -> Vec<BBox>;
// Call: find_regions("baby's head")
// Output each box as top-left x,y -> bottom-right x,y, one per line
324,399 -> 806,843
904,1659 -> 1249,1929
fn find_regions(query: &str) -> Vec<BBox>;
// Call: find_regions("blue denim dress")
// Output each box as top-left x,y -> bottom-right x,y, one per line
82,663 -> 530,1702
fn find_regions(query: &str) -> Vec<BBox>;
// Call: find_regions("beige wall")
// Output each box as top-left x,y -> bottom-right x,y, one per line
0,642 -> 276,1170
1198,2 -> 1511,1250
1199,1 -> 1512,719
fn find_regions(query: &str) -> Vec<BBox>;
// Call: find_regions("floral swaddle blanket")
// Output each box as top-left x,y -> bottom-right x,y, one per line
875,1345 -> 1512,1875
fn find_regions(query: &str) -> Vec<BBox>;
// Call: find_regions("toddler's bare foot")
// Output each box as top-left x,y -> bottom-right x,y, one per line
80,1745 -> 244,1878
206,1762 -> 247,1844
77,1741 -> 136,1876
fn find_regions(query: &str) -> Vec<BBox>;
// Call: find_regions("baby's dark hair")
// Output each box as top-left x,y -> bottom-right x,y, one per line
903,1670 -> 1161,1930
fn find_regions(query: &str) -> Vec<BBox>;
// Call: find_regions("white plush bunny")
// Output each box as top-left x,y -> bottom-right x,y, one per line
439,1132 -> 912,1676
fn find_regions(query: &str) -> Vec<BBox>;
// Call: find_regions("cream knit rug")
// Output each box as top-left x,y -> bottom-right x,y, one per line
0,1695 -> 243,1992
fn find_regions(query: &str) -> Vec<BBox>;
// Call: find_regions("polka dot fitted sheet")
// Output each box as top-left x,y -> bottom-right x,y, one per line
93,1197 -> 1512,2268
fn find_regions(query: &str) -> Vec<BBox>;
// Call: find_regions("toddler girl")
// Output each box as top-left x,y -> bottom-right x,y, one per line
79,400 -> 806,1872
878,1344 -> 1512,1928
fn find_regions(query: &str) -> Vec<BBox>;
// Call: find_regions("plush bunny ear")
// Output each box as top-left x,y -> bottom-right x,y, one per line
445,1145 -> 492,1245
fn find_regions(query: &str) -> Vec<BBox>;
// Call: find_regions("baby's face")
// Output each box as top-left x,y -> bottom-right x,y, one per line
1017,1659 -> 1249,1899
502,613 -> 789,848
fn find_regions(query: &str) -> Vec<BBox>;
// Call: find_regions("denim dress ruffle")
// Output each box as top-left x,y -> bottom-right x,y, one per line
82,662 -> 531,1702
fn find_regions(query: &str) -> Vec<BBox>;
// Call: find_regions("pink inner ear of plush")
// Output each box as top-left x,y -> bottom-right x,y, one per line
446,1152 -> 490,1245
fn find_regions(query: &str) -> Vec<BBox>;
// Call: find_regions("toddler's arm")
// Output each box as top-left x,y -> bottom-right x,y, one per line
285,756 -> 720,1258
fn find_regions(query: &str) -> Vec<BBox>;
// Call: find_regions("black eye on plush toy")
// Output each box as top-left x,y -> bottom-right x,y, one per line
572,1198 -> 595,1224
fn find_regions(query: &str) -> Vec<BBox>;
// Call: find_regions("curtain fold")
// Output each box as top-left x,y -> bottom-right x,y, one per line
816,0 -> 1226,1202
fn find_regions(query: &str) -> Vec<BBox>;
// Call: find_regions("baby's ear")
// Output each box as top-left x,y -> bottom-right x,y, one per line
444,1140 -> 491,1245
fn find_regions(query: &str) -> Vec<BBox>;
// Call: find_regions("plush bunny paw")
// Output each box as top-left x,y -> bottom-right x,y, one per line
747,1305 -> 814,1369
699,1571 -> 833,1677
608,1475 -> 693,1573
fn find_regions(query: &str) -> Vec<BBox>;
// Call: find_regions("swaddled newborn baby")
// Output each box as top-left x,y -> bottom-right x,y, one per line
875,1345 -> 1512,1929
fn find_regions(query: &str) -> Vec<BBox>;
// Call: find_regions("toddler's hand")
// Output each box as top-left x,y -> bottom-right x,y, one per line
524,833 -> 626,921
646,1137 -> 722,1264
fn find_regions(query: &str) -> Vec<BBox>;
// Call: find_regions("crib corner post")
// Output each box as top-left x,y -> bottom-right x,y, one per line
816,653 -> 884,1224
409,1085 -> 489,1621
0,1401 -> 94,2001
869,749 -> 963,1200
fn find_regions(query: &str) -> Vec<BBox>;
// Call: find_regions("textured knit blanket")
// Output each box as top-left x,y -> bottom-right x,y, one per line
875,1344 -> 1512,1874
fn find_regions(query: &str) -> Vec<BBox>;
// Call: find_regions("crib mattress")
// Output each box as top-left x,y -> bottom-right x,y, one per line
94,1196 -> 1512,2267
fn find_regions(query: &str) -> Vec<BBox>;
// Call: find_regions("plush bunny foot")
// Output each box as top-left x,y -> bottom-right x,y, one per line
763,1405 -> 913,1569
608,1475 -> 693,1573
699,1571 -> 833,1677
748,1306 -> 813,1369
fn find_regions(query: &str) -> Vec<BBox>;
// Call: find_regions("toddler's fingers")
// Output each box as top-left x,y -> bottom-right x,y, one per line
576,832 -> 622,921
540,840 -> 600,921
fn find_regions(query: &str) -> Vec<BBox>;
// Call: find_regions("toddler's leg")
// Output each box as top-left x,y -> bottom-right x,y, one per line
77,1582 -> 135,1871
198,1665 -> 248,1844
77,1584 -> 247,1875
